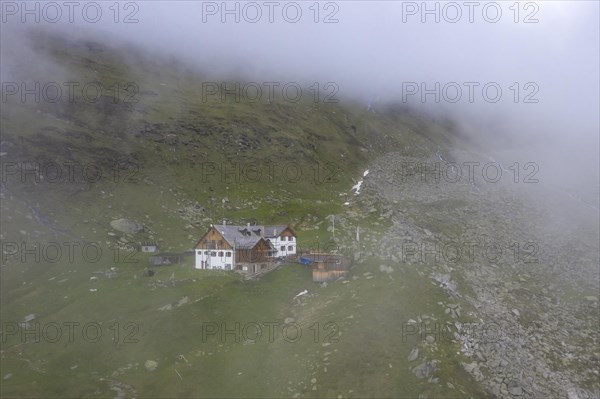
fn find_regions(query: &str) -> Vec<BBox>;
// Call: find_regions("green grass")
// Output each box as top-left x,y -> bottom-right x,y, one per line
1,30 -> 501,398
1,254 -> 491,398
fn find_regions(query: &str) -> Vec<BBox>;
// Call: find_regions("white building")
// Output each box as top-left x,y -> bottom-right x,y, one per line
193,223 -> 297,271
140,241 -> 157,252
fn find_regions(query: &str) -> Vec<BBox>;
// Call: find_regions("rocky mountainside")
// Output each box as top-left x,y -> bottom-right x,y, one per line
345,151 -> 600,398
0,31 -> 598,399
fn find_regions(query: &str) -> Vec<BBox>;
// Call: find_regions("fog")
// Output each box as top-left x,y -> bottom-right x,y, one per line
2,1 -> 599,202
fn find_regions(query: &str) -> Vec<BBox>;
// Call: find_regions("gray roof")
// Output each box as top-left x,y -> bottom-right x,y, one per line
262,225 -> 290,238
213,224 -> 290,249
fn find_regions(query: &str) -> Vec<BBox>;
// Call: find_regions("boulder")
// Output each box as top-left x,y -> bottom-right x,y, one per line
144,360 -> 158,371
413,360 -> 438,379
110,219 -> 144,234
408,347 -> 419,361
378,264 -> 394,274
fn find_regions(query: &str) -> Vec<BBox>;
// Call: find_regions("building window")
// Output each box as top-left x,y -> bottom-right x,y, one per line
289,236 -> 294,242
281,246 -> 285,251
226,252 -> 232,257
218,251 -> 224,257
281,236 -> 287,241
204,250 -> 208,255
211,252 -> 216,257
288,245 -> 293,251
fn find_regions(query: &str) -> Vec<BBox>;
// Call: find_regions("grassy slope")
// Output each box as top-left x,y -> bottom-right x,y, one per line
0,31 -> 491,398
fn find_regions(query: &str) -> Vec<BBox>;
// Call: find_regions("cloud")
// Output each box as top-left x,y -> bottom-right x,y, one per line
2,1 -> 598,199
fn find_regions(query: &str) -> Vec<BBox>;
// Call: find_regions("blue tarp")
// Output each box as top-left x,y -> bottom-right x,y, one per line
299,257 -> 313,265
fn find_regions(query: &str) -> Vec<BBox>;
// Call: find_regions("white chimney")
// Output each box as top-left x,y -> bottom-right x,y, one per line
247,223 -> 250,227
223,219 -> 226,226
